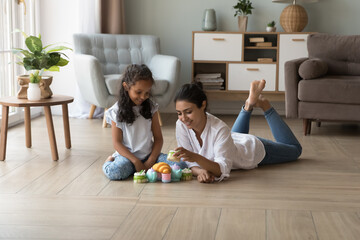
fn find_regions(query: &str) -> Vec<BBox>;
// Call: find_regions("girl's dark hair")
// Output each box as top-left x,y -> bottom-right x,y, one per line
174,82 -> 207,111
117,64 -> 154,124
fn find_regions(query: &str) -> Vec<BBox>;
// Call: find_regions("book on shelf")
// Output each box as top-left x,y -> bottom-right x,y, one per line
255,42 -> 272,47
196,78 -> 224,83
257,58 -> 273,63
195,73 -> 221,79
203,85 -> 225,90
249,37 -> 265,43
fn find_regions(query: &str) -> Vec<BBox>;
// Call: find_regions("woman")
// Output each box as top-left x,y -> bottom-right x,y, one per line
173,79 -> 302,183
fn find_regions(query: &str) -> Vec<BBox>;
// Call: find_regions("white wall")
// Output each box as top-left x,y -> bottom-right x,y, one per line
39,0 -> 78,115
39,0 -> 360,115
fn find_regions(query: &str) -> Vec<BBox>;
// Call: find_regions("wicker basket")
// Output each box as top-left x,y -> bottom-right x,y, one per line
280,4 -> 308,32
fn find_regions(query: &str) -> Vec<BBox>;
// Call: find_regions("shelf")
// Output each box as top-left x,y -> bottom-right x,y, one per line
245,47 -> 277,50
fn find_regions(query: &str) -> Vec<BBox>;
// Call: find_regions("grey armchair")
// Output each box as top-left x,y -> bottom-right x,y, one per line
73,33 -> 181,127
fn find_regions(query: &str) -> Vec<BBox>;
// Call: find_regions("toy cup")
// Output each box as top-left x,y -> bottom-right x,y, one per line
167,150 -> 180,162
146,168 -> 157,183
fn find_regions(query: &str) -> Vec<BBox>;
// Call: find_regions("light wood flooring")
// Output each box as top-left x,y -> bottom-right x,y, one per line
0,113 -> 360,240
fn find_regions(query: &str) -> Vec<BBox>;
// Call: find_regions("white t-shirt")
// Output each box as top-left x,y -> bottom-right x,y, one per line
176,113 -> 265,181
106,101 -> 158,160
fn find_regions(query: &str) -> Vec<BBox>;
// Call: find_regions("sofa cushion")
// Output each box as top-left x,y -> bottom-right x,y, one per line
298,75 -> 360,104
104,74 -> 169,96
298,58 -> 328,80
152,80 -> 169,96
307,33 -> 360,75
105,74 -> 123,95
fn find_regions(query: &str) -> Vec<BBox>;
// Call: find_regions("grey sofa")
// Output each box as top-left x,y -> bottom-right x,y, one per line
285,33 -> 360,135
73,33 -> 181,126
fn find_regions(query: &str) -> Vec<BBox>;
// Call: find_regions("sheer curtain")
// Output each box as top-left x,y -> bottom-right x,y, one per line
74,0 -> 125,119
0,0 -> 40,125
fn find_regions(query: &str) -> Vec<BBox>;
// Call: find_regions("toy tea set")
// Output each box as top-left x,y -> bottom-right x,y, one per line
133,150 -> 192,183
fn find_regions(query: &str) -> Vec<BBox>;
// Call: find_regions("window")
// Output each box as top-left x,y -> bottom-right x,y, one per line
0,0 -> 38,124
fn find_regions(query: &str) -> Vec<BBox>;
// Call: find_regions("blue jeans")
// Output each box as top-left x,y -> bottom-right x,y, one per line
231,106 -> 302,165
102,153 -> 188,180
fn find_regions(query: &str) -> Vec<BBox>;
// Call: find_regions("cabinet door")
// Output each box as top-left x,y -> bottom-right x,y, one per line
278,34 -> 309,91
194,33 -> 242,61
228,64 -> 276,91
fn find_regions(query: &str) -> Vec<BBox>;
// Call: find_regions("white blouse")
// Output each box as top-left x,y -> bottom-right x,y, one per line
176,113 -> 265,181
106,101 -> 158,160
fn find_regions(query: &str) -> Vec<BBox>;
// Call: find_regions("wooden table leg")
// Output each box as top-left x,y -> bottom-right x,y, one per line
0,106 -> 9,161
44,106 -> 58,161
24,106 -> 31,148
62,103 -> 71,149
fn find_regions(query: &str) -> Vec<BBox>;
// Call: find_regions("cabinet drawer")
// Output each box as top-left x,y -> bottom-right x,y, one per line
278,34 -> 309,91
228,64 -> 276,91
194,33 -> 242,61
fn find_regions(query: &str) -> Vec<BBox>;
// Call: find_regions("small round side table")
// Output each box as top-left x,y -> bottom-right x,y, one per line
0,95 -> 74,161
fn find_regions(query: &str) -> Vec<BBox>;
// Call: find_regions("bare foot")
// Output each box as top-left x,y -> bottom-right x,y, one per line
244,79 -> 266,111
255,94 -> 272,112
105,156 -> 114,163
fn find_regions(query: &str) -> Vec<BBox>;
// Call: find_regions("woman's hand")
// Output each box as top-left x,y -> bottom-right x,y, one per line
174,147 -> 199,162
196,168 -> 215,183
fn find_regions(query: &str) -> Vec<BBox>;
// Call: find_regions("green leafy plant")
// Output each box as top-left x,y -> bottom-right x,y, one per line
233,0 -> 254,17
267,21 -> 276,27
12,29 -> 72,83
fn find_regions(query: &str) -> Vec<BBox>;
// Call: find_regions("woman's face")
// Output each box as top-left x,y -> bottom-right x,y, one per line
176,100 -> 206,132
124,79 -> 153,106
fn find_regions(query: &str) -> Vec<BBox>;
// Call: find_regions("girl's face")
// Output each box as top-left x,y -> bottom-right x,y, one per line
175,100 -> 207,132
124,79 -> 153,106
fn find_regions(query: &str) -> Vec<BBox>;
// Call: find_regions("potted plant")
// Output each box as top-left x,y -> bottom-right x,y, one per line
266,21 -> 276,32
233,0 -> 254,32
12,30 -> 72,100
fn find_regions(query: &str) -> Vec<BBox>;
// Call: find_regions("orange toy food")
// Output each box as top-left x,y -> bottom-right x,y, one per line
152,162 -> 171,174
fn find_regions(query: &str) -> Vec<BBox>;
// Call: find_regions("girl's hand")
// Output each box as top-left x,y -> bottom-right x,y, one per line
196,169 -> 215,183
134,161 -> 146,172
144,158 -> 155,170
174,147 -> 199,163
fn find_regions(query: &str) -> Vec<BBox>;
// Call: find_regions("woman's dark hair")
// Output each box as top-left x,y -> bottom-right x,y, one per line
174,82 -> 207,112
117,64 -> 154,124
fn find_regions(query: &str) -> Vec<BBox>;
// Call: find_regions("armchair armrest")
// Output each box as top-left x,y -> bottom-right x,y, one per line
284,57 -> 308,118
148,54 -> 181,108
73,54 -> 116,108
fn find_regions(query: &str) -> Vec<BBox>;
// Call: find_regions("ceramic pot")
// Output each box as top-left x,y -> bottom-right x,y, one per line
266,26 -> 276,32
202,9 -> 217,31
17,75 -> 53,99
238,16 -> 248,32
27,83 -> 41,101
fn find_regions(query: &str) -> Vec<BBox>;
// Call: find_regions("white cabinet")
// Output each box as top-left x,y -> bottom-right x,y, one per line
192,31 -> 312,101
193,33 -> 243,61
278,34 -> 309,91
228,63 -> 276,91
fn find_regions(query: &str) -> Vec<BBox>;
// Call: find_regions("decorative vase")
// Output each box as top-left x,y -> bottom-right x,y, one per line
238,15 -> 248,32
17,75 -> 53,99
202,9 -> 217,31
27,83 -> 41,101
266,26 -> 276,32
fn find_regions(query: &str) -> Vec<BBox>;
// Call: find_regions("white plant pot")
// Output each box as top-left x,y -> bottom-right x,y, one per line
266,26 -> 276,32
27,83 -> 41,101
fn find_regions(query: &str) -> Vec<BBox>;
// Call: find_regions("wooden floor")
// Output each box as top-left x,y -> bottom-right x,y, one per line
0,113 -> 360,240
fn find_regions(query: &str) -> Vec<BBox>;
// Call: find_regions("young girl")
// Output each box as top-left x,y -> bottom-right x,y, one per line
102,64 -> 186,180
173,79 -> 302,183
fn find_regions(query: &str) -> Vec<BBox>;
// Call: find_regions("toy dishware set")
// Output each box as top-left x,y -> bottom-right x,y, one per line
133,150 -> 192,183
